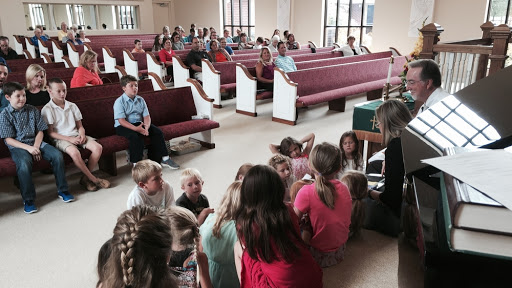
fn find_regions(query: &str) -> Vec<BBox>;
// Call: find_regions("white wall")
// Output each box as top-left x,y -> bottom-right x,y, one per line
255,0 -> 277,41
174,0 -> 222,33
292,0 -> 324,47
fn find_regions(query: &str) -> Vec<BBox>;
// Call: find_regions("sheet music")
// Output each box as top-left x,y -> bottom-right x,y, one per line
422,149 -> 512,211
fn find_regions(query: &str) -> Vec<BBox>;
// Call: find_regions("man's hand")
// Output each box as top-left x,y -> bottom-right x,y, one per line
136,123 -> 149,136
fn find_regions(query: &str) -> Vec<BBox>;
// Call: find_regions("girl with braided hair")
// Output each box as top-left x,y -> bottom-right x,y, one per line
293,142 -> 352,267
167,206 -> 213,288
102,205 -> 177,288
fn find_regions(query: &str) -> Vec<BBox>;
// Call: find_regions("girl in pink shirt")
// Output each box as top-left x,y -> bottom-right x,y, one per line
294,142 -> 352,267
269,133 -> 315,180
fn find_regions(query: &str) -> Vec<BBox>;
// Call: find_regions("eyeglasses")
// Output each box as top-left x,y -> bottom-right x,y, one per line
405,79 -> 423,86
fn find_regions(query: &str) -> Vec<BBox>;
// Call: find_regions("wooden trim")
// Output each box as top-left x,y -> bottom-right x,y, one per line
41,53 -> 52,63
274,67 -> 297,87
236,63 -> 256,80
360,45 -> 372,54
236,109 -> 257,117
308,41 -> 317,48
103,46 -> 114,58
38,37 -> 49,48
23,49 -> 33,59
213,104 -> 223,108
189,137 -> 215,149
123,48 -> 136,61
25,37 -> 34,45
172,55 -> 189,69
333,43 -> 340,49
84,43 -> 93,51
148,72 -> 167,90
115,65 -> 127,76
202,59 -> 220,75
62,56 -> 73,67
389,47 -> 401,56
67,42 -> 78,52
146,51 -> 161,65
186,78 -> 214,102
50,39 -> 63,51
433,44 -> 493,55
272,117 -> 296,126
13,35 -> 23,44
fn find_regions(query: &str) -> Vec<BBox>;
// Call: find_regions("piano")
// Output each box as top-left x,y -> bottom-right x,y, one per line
402,64 -> 512,287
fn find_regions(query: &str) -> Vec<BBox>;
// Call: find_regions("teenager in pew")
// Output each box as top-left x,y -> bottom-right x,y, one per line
234,163 -> 253,181
70,50 -> 103,88
269,132 -> 315,180
234,165 -> 323,287
341,170 -> 368,237
176,168 -> 214,225
199,181 -> 242,288
365,100 -> 412,237
25,64 -> 50,107
0,82 -> 75,214
338,130 -> 364,175
42,78 -> 110,192
113,75 -> 180,169
102,206 -> 178,288
131,39 -> 144,53
126,159 -> 175,209
294,142 -> 352,267
268,153 -> 295,202
167,206 -> 214,288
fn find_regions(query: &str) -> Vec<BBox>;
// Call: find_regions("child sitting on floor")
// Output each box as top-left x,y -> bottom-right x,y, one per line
126,159 -> 175,209
294,142 -> 352,267
114,75 -> 179,169
42,77 -> 110,192
269,133 -> 315,180
234,163 -> 253,181
176,168 -> 214,225
268,154 -> 295,202
341,170 -> 368,237
339,130 -> 364,175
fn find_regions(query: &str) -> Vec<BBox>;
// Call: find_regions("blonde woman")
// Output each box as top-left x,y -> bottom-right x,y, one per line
25,64 -> 50,106
70,50 -> 103,88
365,99 -> 413,237
199,181 -> 242,288
255,47 -> 275,91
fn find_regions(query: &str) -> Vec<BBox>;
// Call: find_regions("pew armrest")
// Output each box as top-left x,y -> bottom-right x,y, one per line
172,55 -> 189,88
201,59 -> 221,107
123,49 -> 139,78
148,72 -> 167,91
103,46 -> 117,73
272,67 -> 297,125
389,47 -> 402,56
146,52 -> 166,80
235,63 -> 258,116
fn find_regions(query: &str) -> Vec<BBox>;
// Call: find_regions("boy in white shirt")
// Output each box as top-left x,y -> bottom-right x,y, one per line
42,78 -> 110,191
127,159 -> 175,209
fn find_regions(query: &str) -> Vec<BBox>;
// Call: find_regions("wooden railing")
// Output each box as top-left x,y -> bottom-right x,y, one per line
419,21 -> 511,94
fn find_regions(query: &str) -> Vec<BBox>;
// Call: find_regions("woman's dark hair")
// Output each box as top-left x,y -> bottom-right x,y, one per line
235,165 -> 301,263
279,137 -> 302,157
171,32 -> 180,43
339,131 -> 362,171
153,35 -> 162,51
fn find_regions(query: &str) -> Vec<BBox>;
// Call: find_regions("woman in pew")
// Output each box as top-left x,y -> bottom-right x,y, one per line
152,34 -> 164,52
171,32 -> 185,51
25,64 -> 50,107
70,50 -> 103,88
332,35 -> 363,56
207,39 -> 232,63
286,33 -> 301,50
159,36 -> 176,79
255,47 -> 275,92
365,100 -> 412,237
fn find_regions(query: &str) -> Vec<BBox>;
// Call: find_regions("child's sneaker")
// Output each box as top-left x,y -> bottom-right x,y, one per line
24,201 -> 38,214
161,158 -> 180,170
58,191 -> 75,203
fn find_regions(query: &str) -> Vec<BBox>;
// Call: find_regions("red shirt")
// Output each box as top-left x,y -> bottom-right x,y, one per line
159,48 -> 176,63
70,66 -> 103,88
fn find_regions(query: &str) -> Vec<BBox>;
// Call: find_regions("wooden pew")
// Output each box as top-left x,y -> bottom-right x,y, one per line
272,56 -> 407,125
235,51 -> 394,116
66,79 -> 153,102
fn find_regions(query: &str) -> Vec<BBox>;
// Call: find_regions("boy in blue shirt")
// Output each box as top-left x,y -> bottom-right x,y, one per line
0,82 -> 74,214
114,75 -> 179,169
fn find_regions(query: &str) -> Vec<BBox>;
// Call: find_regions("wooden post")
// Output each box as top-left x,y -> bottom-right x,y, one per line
419,23 -> 444,60
488,24 -> 511,76
476,21 -> 495,80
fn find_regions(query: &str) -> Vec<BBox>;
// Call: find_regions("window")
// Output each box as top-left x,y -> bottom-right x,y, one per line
29,4 -> 45,29
76,5 -> 85,26
223,0 -> 255,40
324,0 -> 374,47
119,6 -> 136,29
487,0 -> 512,25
